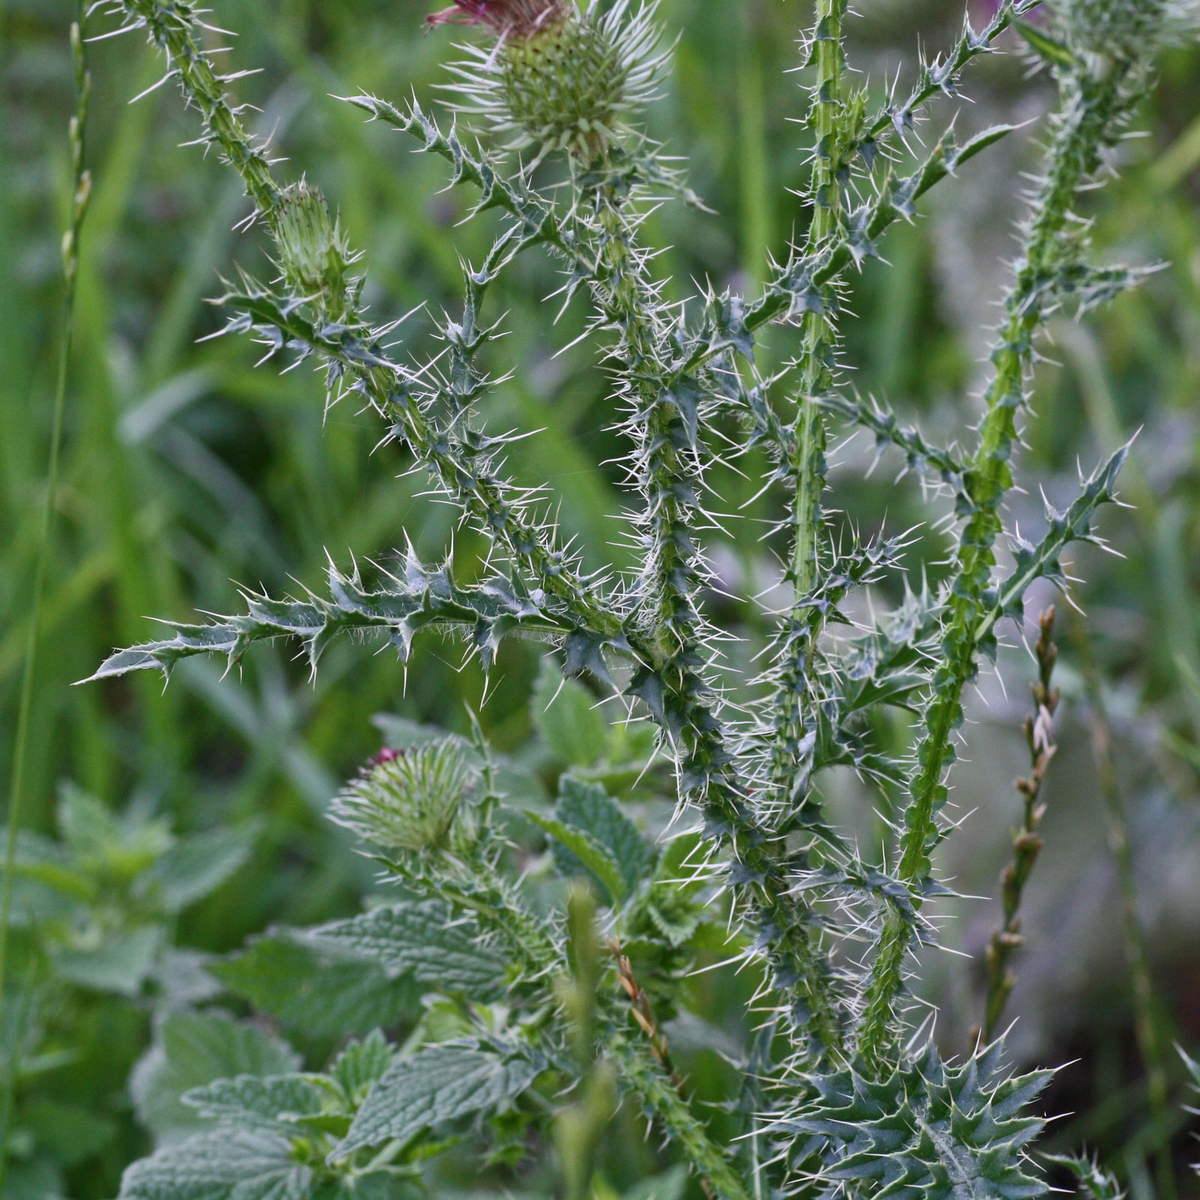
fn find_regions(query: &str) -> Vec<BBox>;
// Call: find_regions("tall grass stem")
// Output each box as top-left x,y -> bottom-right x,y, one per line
0,5 -> 90,1191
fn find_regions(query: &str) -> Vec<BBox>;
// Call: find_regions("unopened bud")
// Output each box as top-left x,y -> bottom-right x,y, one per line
432,1 -> 668,164
273,180 -> 353,315
1051,0 -> 1199,59
331,741 -> 471,854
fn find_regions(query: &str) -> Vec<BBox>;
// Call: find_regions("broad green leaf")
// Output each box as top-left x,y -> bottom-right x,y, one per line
213,931 -> 421,1037
130,1011 -> 301,1145
307,901 -> 507,999
330,1031 -> 394,1105
526,810 -> 627,905
533,660 -> 608,768
556,776 -> 648,897
57,784 -> 171,881
118,1129 -> 312,1200
22,1098 -> 117,1168
332,1045 -> 540,1161
53,925 -> 163,996
142,821 -> 259,912
56,784 -> 122,857
646,831 -> 712,945
182,1074 -> 330,1132
6,1158 -> 66,1200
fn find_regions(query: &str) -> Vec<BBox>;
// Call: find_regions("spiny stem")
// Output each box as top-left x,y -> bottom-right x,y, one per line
858,60 -> 1130,1066
584,168 -> 845,1060
116,0 -> 281,222
0,7 -> 90,1190
614,1037 -> 753,1200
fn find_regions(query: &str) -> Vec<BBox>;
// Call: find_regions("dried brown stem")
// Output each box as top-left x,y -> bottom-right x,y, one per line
978,607 -> 1060,1045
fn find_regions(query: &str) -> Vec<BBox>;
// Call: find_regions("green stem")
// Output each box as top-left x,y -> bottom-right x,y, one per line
614,1038 -> 753,1200
857,62 -> 1129,1066
0,9 -> 90,1190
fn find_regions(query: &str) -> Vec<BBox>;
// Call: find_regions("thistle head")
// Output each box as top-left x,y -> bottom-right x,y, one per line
427,0 -> 568,37
1049,0 -> 1200,59
431,0 -> 670,165
273,180 -> 356,318
331,742 -> 472,855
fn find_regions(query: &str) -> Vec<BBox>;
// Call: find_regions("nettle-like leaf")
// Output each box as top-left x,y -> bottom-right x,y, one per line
131,1011 -> 302,1145
212,930 -> 421,1038
331,1044 -> 542,1161
141,822 -> 258,912
118,1129 -> 315,1200
530,776 -> 649,905
182,1073 -> 331,1134
774,1043 -> 1052,1200
330,1031 -> 395,1108
634,830 -> 711,948
534,658 -> 609,768
305,900 -> 510,1000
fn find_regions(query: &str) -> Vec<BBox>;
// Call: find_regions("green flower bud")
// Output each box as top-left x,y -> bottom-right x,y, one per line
331,743 -> 471,854
1051,0 -> 1199,59
273,180 -> 355,316
436,1 -> 669,164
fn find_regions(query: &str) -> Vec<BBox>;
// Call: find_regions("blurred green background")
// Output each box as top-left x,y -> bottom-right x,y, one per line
3,0 -> 1200,1196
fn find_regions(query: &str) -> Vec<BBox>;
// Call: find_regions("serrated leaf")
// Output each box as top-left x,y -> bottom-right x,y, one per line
526,810 -> 626,905
331,1045 -> 540,1162
141,822 -> 259,912
182,1074 -> 329,1133
130,1011 -> 301,1145
118,1129 -> 312,1200
555,777 -> 649,898
212,931 -> 421,1037
53,925 -> 163,996
330,1031 -> 394,1105
533,659 -> 608,768
306,901 -> 507,1000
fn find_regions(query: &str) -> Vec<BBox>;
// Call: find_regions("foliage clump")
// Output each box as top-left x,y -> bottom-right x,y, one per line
75,0 -> 1200,1197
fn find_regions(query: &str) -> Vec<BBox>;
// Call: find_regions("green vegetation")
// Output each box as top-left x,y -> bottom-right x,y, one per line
3,1 -> 1200,1198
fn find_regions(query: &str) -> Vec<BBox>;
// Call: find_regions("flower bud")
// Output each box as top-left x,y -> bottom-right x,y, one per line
432,1 -> 668,164
273,180 -> 354,315
331,742 -> 471,854
1051,0 -> 1199,59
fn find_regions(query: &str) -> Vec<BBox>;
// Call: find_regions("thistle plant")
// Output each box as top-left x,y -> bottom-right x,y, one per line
82,0 -> 1200,1197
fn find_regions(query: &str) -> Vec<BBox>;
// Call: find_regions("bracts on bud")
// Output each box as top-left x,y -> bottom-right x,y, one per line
430,0 -> 669,165
331,741 -> 473,855
273,180 -> 357,321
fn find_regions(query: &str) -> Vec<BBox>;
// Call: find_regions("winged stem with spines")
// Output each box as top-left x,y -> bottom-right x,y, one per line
86,0 -> 1193,1197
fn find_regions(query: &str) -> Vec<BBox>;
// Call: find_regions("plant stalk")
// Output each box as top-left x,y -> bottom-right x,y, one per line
0,7 -> 90,1190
